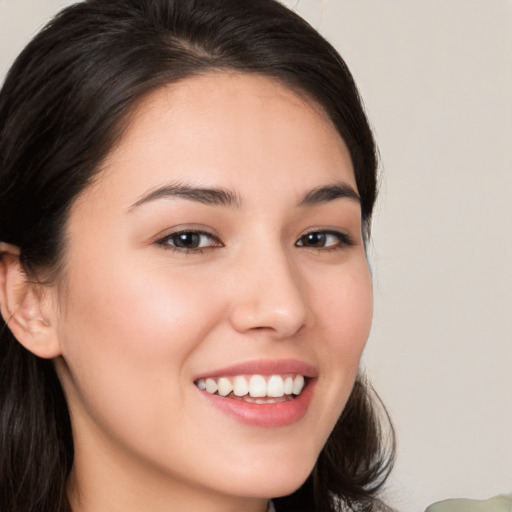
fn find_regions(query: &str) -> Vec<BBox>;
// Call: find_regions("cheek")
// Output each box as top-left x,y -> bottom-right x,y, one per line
314,259 -> 373,358
62,253 -> 223,356
56,254 -> 224,432
308,259 -> 373,418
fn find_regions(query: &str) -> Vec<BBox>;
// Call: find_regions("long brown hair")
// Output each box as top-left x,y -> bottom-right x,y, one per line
0,1 -> 395,510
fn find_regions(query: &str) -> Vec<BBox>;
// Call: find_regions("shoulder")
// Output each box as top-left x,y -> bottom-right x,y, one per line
425,495 -> 512,512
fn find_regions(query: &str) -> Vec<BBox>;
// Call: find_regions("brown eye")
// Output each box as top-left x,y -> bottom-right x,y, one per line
171,232 -> 202,249
295,231 -> 354,249
158,231 -> 221,251
298,232 -> 328,248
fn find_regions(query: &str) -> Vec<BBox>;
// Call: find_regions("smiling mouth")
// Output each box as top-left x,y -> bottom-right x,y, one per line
195,374 -> 306,404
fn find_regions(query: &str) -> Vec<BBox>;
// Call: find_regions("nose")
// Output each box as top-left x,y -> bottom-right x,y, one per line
228,247 -> 309,339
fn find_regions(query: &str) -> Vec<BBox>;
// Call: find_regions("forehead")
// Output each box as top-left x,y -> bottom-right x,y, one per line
121,71 -> 337,140
86,72 -> 355,207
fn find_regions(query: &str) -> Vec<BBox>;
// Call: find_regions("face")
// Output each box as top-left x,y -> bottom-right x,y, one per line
52,73 -> 373,508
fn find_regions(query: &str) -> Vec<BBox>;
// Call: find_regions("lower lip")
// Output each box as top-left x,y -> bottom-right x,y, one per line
198,380 -> 316,428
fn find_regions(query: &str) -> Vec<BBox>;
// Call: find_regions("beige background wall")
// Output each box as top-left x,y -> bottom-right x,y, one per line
1,1 -> 511,510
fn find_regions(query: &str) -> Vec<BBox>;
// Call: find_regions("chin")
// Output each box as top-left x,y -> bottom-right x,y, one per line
213,451 -> 317,499
260,474 -> 311,499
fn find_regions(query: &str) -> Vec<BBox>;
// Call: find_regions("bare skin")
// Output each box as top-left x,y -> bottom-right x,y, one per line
1,73 -> 372,512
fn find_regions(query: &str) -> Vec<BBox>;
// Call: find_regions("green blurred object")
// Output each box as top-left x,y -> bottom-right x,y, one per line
426,495 -> 512,512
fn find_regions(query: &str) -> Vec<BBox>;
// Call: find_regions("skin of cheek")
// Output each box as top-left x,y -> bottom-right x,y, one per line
51,73 -> 375,502
296,254 -> 373,438
55,254 -> 248,496
55,243 -> 373,499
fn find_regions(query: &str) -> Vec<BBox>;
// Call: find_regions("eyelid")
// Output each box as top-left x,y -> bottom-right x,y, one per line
152,223 -> 221,243
295,229 -> 355,249
155,228 -> 223,251
153,226 -> 354,253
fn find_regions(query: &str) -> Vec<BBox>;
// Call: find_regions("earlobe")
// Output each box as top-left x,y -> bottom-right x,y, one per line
0,243 -> 62,359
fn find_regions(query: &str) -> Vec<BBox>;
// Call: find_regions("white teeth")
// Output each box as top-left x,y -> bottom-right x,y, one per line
267,375 -> 285,397
205,378 -> 218,394
284,376 -> 293,395
217,377 -> 233,397
233,376 -> 249,397
248,375 -> 267,397
197,374 -> 307,399
292,375 -> 305,395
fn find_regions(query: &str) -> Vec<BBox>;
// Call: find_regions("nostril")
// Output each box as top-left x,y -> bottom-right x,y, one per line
227,268 -> 309,336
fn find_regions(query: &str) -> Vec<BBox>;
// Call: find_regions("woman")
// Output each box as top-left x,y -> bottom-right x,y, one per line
0,1 -> 395,511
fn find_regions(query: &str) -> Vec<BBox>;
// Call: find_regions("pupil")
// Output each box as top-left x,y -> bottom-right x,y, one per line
305,233 -> 325,247
175,233 -> 200,248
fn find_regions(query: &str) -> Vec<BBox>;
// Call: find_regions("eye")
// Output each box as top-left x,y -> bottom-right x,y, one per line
157,230 -> 222,252
295,230 -> 354,250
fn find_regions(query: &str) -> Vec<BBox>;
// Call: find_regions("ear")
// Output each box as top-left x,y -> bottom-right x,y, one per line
0,242 -> 62,359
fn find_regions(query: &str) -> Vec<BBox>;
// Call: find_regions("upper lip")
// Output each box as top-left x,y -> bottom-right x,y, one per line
194,358 -> 318,381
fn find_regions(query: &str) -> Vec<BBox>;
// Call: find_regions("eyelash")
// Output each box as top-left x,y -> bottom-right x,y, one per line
156,230 -> 222,254
295,230 -> 355,251
156,229 -> 354,254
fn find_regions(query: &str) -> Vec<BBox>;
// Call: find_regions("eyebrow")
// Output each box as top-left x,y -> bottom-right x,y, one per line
298,182 -> 360,206
129,180 -> 359,212
129,183 -> 242,211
